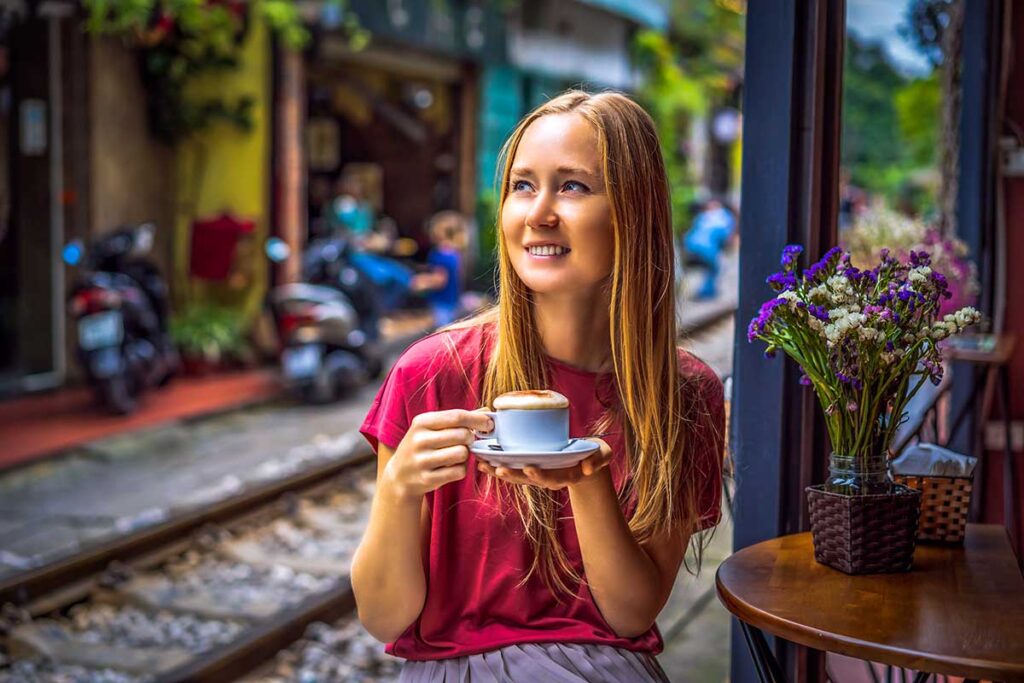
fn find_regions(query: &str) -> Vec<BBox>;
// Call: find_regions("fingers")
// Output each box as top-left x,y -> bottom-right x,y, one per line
419,444 -> 470,469
423,463 -> 469,486
414,409 -> 494,433
416,427 -> 475,449
524,465 -> 583,489
579,449 -> 612,477
476,461 -> 532,485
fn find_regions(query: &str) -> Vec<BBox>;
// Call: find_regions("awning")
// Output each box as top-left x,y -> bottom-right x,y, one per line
573,0 -> 669,31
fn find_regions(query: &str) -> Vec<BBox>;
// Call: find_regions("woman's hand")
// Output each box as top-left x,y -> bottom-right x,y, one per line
476,438 -> 613,490
382,409 -> 494,501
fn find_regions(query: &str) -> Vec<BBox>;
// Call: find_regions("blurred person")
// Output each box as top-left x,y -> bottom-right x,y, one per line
351,90 -> 724,682
422,211 -> 469,327
325,175 -> 418,312
682,198 -> 736,300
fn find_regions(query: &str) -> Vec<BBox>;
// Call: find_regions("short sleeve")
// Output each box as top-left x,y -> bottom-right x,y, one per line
360,360 -> 414,452
359,328 -> 487,453
678,351 -> 726,532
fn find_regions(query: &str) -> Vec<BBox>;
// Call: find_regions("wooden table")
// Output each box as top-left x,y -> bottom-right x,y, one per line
716,525 -> 1024,683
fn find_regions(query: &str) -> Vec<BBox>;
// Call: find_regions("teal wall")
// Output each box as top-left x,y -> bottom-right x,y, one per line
477,65 -> 525,197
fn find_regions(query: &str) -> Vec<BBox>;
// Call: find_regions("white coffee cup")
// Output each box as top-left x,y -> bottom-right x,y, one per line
476,390 -> 570,452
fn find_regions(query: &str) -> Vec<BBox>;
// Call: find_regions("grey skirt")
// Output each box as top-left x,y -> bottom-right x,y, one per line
398,642 -> 669,683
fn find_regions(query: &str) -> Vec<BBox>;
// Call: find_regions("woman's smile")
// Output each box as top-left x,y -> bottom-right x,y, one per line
525,243 -> 572,260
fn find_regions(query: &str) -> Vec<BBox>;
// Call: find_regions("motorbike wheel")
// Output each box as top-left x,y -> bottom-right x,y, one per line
99,375 -> 137,415
300,368 -> 337,404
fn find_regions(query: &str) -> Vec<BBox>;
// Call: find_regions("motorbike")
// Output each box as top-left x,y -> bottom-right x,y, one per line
63,223 -> 178,414
265,237 -> 384,403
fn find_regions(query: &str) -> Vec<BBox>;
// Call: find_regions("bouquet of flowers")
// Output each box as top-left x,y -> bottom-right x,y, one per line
842,206 -> 979,319
748,245 -> 981,494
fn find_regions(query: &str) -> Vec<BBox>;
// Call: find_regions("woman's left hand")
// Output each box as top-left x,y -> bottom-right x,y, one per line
476,438 -> 613,490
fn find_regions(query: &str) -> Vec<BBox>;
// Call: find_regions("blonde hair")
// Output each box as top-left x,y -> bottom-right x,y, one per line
448,90 -> 710,595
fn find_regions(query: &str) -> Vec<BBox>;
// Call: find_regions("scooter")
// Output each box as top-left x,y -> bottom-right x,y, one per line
63,223 -> 178,414
265,238 -> 383,403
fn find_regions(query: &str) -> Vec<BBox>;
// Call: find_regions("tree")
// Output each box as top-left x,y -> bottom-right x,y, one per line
632,0 -> 746,233
900,0 -> 962,235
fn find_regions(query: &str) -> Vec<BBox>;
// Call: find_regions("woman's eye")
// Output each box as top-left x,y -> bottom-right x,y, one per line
563,181 -> 589,193
510,180 -> 532,192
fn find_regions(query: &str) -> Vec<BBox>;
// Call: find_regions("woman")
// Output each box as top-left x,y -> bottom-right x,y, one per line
352,90 -> 724,681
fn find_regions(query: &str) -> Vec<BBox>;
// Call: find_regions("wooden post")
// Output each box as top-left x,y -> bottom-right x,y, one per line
275,46 -> 305,284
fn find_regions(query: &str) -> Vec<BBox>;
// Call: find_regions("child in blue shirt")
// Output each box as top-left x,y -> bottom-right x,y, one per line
424,211 -> 469,326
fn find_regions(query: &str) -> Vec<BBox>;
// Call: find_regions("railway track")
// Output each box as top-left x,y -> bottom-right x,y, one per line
0,444 -> 385,682
0,308 -> 737,683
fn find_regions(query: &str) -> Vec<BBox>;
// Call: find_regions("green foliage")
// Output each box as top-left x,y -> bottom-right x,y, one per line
894,73 -> 940,168
83,1 -> 360,142
472,188 -> 499,291
841,34 -> 939,216
633,29 -> 706,234
631,1 -> 745,234
169,303 -> 248,360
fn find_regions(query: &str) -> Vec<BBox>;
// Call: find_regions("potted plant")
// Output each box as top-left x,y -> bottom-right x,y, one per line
748,245 -> 980,574
169,304 -> 249,375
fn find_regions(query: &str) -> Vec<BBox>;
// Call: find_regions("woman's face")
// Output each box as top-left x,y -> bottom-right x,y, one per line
501,113 -> 614,297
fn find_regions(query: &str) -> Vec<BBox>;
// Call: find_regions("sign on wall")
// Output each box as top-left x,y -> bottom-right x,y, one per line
19,99 -> 46,156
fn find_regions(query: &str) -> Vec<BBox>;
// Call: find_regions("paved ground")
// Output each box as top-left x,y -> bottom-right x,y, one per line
0,390 -> 379,579
657,504 -> 733,682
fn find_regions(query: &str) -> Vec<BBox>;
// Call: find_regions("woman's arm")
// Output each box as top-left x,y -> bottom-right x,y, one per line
350,443 -> 430,642
351,409 -> 494,643
567,467 -> 689,638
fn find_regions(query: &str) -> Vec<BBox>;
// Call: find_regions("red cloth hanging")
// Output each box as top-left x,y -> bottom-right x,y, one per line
189,213 -> 255,281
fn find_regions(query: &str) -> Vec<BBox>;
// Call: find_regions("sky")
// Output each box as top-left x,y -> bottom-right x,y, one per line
846,0 -> 935,77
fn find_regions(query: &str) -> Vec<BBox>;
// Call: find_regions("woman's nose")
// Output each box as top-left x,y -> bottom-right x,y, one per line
525,193 -> 558,230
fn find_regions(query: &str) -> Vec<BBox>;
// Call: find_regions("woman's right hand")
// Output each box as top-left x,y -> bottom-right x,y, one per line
381,409 -> 494,501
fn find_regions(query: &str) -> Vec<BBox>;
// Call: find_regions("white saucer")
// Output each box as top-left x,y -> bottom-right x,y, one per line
470,438 -> 600,470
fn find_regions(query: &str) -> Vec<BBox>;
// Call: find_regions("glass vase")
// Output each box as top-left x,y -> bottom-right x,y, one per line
826,452 -> 891,495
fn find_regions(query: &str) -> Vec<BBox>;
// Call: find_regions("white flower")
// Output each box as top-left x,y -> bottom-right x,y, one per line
908,266 -> 932,284
778,290 -> 800,307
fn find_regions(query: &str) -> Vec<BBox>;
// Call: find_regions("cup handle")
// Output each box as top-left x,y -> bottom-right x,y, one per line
473,410 -> 498,439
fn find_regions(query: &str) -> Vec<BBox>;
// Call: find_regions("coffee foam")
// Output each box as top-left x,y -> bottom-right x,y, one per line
492,390 -> 570,411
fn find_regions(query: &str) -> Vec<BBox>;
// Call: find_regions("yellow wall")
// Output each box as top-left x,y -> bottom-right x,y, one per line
173,18 -> 270,321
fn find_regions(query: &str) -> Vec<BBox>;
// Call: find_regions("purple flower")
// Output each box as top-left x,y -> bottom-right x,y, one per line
910,250 -> 932,267
846,400 -> 859,412
799,373 -> 812,386
885,340 -> 895,352
781,244 -> 804,271
747,298 -> 787,341
766,271 -> 798,292
807,304 -> 830,321
802,246 -> 843,283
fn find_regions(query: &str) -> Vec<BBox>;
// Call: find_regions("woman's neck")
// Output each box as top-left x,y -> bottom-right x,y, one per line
532,287 -> 613,373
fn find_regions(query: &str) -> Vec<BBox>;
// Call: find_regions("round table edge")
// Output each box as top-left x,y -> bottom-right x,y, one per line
714,564 -> 1024,682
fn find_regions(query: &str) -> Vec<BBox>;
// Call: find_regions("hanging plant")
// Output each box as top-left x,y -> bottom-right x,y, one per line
83,0 -> 355,142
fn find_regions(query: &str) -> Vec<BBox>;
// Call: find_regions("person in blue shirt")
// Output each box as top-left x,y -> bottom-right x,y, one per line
682,198 -> 736,300
423,211 -> 469,326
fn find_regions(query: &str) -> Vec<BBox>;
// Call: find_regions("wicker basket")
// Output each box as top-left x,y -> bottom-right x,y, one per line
806,484 -> 922,574
891,474 -> 972,543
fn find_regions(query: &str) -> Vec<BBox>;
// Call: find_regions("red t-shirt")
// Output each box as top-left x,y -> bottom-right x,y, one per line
359,323 -> 724,661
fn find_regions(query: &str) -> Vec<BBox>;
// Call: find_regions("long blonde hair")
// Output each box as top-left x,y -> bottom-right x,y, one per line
450,90 -> 710,595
